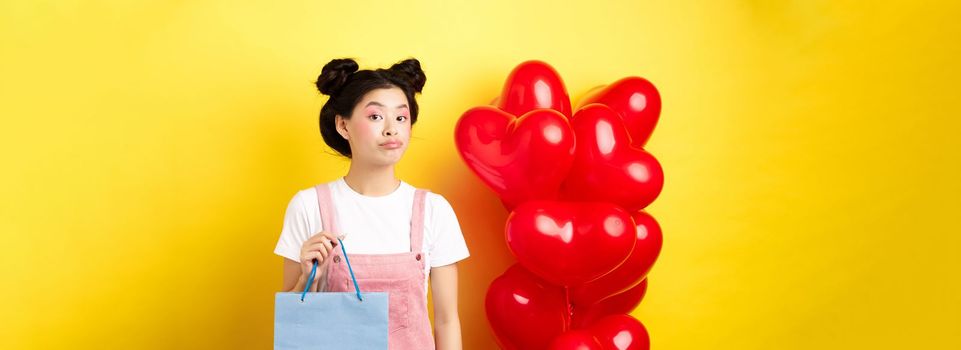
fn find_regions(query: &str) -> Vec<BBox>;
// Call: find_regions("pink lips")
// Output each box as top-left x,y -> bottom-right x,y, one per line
380,141 -> 403,149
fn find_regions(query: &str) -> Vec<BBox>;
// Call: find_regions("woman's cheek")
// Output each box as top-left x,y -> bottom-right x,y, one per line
353,121 -> 374,140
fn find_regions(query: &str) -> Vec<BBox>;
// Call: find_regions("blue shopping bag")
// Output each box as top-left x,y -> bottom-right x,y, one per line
275,239 -> 388,350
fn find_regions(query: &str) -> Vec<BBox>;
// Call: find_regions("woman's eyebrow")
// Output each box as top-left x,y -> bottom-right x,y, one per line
364,101 -> 409,109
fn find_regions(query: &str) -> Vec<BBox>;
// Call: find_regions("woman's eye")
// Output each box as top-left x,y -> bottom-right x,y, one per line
397,116 -> 408,122
369,114 -> 382,121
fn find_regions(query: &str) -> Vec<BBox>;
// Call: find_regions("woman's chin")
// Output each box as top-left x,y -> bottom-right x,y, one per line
375,152 -> 405,166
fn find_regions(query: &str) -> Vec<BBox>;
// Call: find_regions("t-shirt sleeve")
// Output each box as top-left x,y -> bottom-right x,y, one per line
274,190 -> 317,262
427,193 -> 470,267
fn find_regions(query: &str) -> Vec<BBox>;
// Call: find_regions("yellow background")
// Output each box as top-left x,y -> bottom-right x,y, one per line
2,1 -> 959,349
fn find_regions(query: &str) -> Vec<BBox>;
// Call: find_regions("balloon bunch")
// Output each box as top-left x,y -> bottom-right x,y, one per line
455,61 -> 664,350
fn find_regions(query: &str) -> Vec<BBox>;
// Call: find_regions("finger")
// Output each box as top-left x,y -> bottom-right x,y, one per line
308,231 -> 334,243
323,230 -> 344,238
323,232 -> 345,245
302,252 -> 319,266
321,236 -> 339,250
305,241 -> 329,252
319,246 -> 329,260
306,235 -> 334,250
307,233 -> 329,244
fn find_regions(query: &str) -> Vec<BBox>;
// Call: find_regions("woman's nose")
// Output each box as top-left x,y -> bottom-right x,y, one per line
384,121 -> 398,136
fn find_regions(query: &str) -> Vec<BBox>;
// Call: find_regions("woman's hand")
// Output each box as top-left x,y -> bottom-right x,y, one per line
299,231 -> 345,278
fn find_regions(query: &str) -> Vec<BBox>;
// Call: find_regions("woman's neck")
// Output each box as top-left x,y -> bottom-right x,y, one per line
343,164 -> 400,197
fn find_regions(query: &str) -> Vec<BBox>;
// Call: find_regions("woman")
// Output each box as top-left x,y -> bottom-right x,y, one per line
274,58 -> 469,349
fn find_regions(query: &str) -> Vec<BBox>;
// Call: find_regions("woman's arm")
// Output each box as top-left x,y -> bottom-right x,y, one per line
430,263 -> 463,350
282,258 -> 308,292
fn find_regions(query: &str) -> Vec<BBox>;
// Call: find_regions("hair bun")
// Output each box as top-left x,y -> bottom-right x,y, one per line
389,58 -> 426,93
315,58 -> 359,95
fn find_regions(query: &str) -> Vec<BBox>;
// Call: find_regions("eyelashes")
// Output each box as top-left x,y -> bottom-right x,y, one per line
368,114 -> 408,122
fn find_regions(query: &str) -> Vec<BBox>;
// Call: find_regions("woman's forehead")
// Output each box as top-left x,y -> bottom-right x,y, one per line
358,88 -> 408,109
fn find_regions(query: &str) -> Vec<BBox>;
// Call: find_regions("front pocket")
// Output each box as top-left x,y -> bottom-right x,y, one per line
349,278 -> 410,333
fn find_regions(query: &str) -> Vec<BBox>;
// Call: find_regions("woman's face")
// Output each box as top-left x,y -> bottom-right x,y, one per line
336,87 -> 412,166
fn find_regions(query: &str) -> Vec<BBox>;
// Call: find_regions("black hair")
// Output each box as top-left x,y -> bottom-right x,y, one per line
314,58 -> 426,158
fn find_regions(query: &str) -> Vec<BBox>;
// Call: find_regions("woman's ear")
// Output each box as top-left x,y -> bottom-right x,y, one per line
335,115 -> 349,140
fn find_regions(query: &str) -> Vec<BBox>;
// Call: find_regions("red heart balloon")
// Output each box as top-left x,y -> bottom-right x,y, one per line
575,77 -> 661,148
560,104 -> 664,212
486,264 -> 570,350
572,279 -> 648,328
590,315 -> 650,350
571,211 -> 662,305
506,200 -> 636,287
455,106 -> 575,210
549,330 -> 603,350
496,60 -> 573,118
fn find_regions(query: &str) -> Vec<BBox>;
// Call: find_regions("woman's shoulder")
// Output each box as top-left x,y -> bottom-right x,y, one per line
422,190 -> 446,204
285,184 -> 323,213
422,190 -> 457,219
294,178 -> 344,200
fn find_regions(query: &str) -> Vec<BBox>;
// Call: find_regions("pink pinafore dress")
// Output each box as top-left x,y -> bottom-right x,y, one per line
314,183 -> 435,349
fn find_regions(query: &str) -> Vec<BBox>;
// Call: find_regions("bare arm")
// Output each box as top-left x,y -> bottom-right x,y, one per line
431,263 -> 463,350
282,258 -> 308,292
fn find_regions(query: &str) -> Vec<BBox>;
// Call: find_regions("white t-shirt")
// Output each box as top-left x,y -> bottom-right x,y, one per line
274,177 -> 470,290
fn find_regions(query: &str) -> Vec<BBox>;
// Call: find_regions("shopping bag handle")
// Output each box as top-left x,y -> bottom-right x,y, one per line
301,238 -> 364,302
